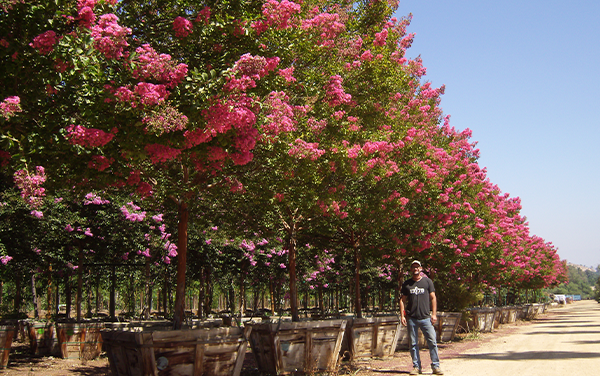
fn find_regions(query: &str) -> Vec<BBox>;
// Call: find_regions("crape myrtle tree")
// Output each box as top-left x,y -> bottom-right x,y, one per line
1,0 -> 413,327
199,0 -> 443,319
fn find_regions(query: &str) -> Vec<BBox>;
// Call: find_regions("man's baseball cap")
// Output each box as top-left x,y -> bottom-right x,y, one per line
411,260 -> 421,266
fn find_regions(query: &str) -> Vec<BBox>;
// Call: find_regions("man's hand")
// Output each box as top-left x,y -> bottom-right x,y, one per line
401,315 -> 407,326
431,313 -> 438,324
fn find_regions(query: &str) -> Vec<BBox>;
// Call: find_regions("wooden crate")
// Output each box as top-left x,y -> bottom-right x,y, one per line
27,321 -> 61,356
0,325 -> 14,368
101,325 -> 251,376
466,308 -> 498,333
345,316 -> 401,359
248,319 -> 347,375
436,312 -> 462,342
57,322 -> 105,360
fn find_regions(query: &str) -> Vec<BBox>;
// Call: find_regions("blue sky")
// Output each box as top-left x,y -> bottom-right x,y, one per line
394,1 -> 600,268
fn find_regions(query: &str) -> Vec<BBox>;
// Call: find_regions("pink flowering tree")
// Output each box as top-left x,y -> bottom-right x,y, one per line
0,0 -> 567,322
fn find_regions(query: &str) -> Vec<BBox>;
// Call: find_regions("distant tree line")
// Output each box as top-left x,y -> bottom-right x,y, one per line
549,265 -> 600,300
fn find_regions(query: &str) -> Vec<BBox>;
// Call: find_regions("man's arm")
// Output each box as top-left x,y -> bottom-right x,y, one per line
429,291 -> 437,324
400,295 -> 408,326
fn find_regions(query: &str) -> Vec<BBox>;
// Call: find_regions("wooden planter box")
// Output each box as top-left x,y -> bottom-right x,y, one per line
345,316 -> 401,360
27,321 -> 61,356
57,322 -> 105,360
0,325 -> 14,368
522,303 -> 544,320
101,326 -> 251,376
248,319 -> 347,375
436,312 -> 462,342
465,308 -> 498,333
499,307 -> 518,324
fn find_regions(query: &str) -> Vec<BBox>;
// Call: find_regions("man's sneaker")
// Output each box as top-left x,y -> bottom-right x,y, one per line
409,366 -> 422,375
432,366 -> 444,375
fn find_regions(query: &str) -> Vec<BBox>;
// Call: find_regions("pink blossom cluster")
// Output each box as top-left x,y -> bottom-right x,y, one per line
91,14 -> 132,59
111,82 -> 169,107
164,240 -> 177,258
195,6 -> 211,25
253,0 -> 301,33
307,117 -> 327,133
0,255 -> 12,265
142,105 -> 188,135
77,0 -> 97,28
144,143 -> 182,164
325,75 -> 351,107
1,0 -> 23,13
287,139 -> 325,161
196,96 -> 257,145
173,16 -> 193,38
29,30 -> 58,55
362,141 -> 397,156
30,210 -> 43,218
301,12 -> 345,47
1,96 -> 22,120
262,91 -> 296,135
132,44 -> 188,89
278,66 -> 296,82
65,124 -> 115,148
233,54 -> 279,78
13,166 -> 46,208
83,192 -> 110,205
88,155 -> 114,171
373,28 -> 389,46
120,202 -> 146,222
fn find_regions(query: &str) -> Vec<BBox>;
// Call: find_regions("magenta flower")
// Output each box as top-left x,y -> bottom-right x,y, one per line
173,16 -> 193,38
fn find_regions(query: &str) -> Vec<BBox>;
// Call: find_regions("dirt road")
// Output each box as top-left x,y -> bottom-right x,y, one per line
353,300 -> 600,376
439,300 -> 600,376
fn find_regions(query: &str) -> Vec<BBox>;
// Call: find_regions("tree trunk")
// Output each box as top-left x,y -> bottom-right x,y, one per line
95,274 -> 100,315
77,247 -> 83,322
47,263 -> 53,316
66,276 -> 72,320
144,260 -> 151,319
109,265 -> 116,319
318,285 -> 324,314
173,200 -> 189,329
269,280 -> 275,314
55,283 -> 60,316
198,268 -> 205,319
354,244 -> 362,318
287,234 -> 299,322
14,273 -> 21,313
31,274 -> 39,319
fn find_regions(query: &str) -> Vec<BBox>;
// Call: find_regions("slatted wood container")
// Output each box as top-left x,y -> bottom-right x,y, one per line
248,319 -> 347,375
436,312 -> 462,342
101,326 -> 251,376
498,307 -> 518,324
27,321 -> 61,356
465,308 -> 498,333
0,325 -> 14,368
345,316 -> 401,359
57,322 -> 105,360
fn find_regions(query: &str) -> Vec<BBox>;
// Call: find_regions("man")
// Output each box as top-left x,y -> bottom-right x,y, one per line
400,260 -> 444,375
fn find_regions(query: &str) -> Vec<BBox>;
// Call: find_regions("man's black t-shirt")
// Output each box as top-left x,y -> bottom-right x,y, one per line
401,277 -> 435,320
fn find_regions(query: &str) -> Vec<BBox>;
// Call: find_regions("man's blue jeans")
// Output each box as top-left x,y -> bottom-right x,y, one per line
407,316 -> 440,369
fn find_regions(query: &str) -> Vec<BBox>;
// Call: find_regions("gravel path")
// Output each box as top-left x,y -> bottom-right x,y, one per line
350,300 -> 600,376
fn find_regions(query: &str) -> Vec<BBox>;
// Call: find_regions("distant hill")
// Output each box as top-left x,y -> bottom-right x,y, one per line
567,262 -> 598,273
